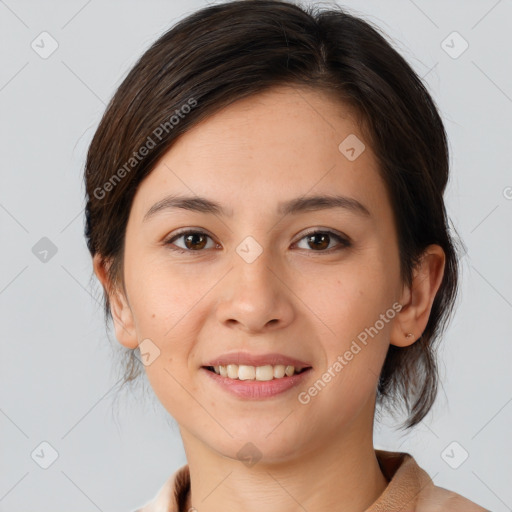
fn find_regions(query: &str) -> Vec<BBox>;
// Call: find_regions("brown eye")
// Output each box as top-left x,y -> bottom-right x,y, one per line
295,230 -> 351,252
183,233 -> 208,250
306,232 -> 330,250
165,230 -> 216,252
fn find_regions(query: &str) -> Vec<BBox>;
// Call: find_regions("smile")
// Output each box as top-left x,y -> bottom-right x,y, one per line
202,365 -> 313,399
204,364 -> 310,381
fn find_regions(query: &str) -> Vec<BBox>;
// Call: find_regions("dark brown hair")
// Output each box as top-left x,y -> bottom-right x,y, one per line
84,0 -> 463,430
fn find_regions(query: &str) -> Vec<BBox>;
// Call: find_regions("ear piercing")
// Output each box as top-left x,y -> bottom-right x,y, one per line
405,333 -> 414,339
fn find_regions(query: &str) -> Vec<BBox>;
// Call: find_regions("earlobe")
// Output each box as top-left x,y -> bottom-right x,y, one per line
109,288 -> 139,349
390,244 -> 446,348
92,254 -> 139,349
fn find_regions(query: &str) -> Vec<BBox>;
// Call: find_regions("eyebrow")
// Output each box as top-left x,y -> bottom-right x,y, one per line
142,193 -> 371,222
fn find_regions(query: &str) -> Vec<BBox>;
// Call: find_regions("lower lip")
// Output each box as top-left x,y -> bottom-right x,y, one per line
201,367 -> 312,399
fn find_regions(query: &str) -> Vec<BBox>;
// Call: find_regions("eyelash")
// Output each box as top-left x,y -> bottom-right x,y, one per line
164,228 -> 352,255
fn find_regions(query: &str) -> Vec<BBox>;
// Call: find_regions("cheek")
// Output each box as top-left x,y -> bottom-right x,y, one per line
131,270 -> 205,415
143,355 -> 204,426
304,259 -> 395,371
306,260 -> 391,325
126,251 -> 203,332
307,277 -> 392,416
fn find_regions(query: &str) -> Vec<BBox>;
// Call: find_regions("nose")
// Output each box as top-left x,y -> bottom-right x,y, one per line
215,248 -> 295,334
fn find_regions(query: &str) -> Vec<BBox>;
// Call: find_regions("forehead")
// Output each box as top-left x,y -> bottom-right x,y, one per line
131,85 -> 389,222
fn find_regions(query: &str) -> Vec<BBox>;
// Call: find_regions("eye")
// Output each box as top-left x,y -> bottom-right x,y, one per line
293,229 -> 351,253
164,229 -> 218,253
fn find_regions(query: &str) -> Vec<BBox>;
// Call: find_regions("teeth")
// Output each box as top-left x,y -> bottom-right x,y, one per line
285,365 -> 295,377
211,364 -> 304,381
238,365 -> 255,380
256,365 -> 274,381
273,365 -> 286,378
227,364 -> 239,379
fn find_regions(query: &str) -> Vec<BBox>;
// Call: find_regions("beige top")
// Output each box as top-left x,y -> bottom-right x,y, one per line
134,449 -> 489,512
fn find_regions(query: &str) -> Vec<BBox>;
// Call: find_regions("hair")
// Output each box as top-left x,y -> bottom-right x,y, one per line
84,0 -> 464,430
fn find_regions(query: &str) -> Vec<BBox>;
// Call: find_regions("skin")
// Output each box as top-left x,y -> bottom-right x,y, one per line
94,85 -> 445,512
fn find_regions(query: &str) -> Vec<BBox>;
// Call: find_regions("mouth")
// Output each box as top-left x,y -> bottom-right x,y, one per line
201,364 -> 313,399
200,351 -> 313,398
202,351 -> 313,379
202,364 -> 312,381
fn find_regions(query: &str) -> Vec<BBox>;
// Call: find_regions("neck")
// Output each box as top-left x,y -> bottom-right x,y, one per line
181,420 -> 388,512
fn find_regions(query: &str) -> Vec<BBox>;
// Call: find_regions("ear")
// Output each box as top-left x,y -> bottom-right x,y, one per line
390,244 -> 446,347
93,254 -> 139,349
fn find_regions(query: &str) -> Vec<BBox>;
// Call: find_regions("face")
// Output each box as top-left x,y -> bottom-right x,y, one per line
103,85 -> 412,463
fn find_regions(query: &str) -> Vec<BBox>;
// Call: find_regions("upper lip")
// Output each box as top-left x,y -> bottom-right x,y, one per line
203,352 -> 312,370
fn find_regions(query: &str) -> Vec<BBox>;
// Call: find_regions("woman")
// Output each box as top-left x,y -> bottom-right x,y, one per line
84,1 -> 489,510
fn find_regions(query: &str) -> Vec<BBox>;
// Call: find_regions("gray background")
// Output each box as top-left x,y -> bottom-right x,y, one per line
1,0 -> 511,510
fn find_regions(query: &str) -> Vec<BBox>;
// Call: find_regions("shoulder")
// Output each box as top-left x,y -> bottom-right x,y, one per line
416,482 -> 489,512
373,450 -> 489,512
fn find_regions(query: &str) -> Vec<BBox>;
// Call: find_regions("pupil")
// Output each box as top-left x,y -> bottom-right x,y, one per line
308,233 -> 329,250
186,233 -> 206,250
